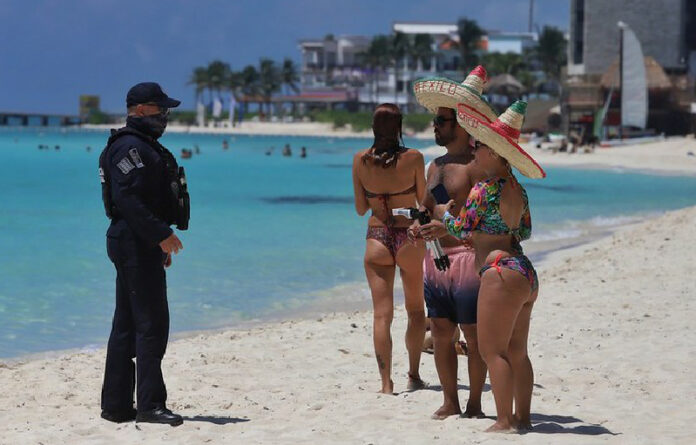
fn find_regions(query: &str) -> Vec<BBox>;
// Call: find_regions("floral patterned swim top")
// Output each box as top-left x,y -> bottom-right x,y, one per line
443,177 -> 532,248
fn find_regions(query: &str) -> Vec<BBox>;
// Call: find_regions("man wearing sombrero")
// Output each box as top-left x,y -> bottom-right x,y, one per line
412,66 -> 497,420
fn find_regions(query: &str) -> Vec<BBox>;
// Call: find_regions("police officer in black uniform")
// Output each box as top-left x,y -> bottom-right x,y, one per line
99,82 -> 190,426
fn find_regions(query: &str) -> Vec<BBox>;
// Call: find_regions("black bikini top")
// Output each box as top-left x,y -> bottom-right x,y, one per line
363,184 -> 417,199
363,184 -> 417,226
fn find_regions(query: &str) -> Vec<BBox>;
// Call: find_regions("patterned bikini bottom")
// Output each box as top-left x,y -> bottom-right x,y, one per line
366,226 -> 409,259
479,253 -> 539,292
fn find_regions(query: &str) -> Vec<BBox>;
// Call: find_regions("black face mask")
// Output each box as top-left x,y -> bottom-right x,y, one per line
127,113 -> 168,139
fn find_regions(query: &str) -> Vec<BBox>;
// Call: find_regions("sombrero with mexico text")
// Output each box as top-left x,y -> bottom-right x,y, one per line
413,65 -> 498,123
456,100 -> 546,179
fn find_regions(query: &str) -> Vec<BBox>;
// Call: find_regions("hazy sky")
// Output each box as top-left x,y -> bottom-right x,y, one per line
0,0 -> 568,114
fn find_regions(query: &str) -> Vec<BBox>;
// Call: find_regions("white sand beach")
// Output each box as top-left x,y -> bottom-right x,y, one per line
1,137 -> 695,444
1,171 -> 695,443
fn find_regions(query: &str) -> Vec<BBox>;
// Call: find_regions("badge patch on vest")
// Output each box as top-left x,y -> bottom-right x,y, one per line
129,148 -> 145,168
116,157 -> 136,175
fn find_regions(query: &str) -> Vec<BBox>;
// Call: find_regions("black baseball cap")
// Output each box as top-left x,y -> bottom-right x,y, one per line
126,82 -> 181,108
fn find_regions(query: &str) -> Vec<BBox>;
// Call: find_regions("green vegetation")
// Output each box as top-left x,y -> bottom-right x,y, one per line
310,110 -> 373,131
457,18 -> 485,71
478,24 -> 567,95
308,110 -> 431,133
185,18 -> 568,131
87,110 -> 111,125
402,113 -> 432,133
168,110 -> 197,125
169,110 -> 260,125
536,26 -> 567,80
188,58 -> 299,115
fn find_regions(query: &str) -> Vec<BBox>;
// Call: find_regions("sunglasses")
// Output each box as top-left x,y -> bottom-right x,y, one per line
433,116 -> 455,127
144,103 -> 170,116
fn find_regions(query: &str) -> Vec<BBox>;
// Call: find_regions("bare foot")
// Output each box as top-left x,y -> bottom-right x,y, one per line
516,421 -> 533,432
406,373 -> 428,391
378,380 -> 394,395
484,420 -> 518,433
513,414 -> 532,431
431,403 -> 462,420
462,401 -> 485,418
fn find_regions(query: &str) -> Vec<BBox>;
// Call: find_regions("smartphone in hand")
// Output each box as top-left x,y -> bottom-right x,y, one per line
430,183 -> 450,204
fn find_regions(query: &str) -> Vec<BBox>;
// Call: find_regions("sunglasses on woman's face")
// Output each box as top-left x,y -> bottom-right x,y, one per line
433,116 -> 455,127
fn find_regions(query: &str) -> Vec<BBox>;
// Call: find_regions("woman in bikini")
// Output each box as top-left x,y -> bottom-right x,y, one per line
352,103 -> 427,394
427,101 -> 545,432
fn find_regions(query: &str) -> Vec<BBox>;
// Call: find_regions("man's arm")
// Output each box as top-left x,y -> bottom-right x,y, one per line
419,160 -> 439,213
408,160 -> 438,241
413,151 -> 426,206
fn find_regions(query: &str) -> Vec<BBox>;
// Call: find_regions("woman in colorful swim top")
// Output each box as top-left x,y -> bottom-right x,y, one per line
352,103 -> 427,395
433,100 -> 545,433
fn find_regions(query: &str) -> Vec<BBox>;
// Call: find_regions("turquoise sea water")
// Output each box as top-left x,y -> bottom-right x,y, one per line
1,128 -> 696,358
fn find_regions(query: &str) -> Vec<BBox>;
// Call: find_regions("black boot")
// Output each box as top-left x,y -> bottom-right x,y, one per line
136,407 -> 183,426
101,407 -> 137,423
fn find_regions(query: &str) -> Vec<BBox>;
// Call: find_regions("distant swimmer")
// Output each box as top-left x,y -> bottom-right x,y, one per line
181,148 -> 192,159
265,146 -> 274,156
282,144 -> 292,157
300,147 -> 307,158
86,146 -> 92,152
194,144 -> 200,154
222,139 -> 229,150
54,145 -> 60,150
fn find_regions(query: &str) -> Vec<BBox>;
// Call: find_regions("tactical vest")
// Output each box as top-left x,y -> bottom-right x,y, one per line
98,127 -> 190,230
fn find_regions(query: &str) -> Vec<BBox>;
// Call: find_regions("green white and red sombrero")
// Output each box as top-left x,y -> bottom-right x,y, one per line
456,100 -> 546,179
413,66 -> 498,123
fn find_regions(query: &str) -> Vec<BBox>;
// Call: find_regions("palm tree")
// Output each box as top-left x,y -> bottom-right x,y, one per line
281,58 -> 300,95
187,66 -> 210,106
240,65 -> 260,114
224,69 -> 244,121
280,58 -> 300,116
457,17 -> 484,71
204,60 -> 230,120
207,60 -> 230,102
411,33 -> 434,72
362,35 -> 392,106
258,58 -> 281,117
391,32 -> 411,104
536,26 -> 567,80
226,70 -> 244,98
482,52 -> 525,76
